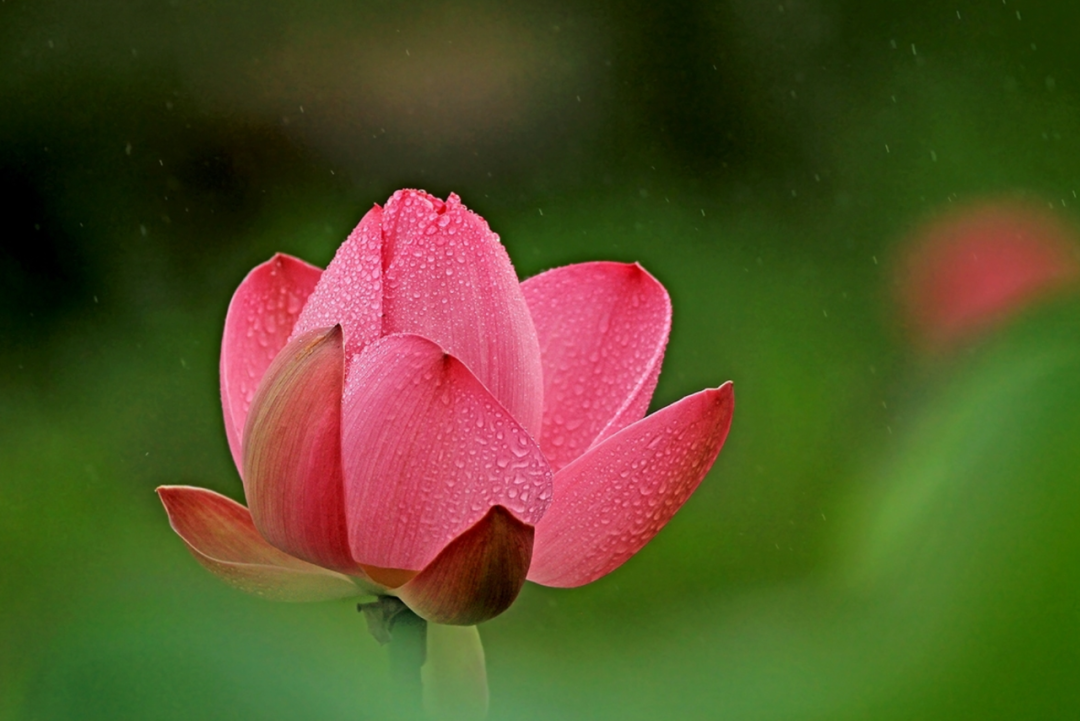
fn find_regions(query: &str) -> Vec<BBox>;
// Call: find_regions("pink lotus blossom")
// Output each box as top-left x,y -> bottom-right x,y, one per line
897,201 -> 1080,351
158,190 -> 733,625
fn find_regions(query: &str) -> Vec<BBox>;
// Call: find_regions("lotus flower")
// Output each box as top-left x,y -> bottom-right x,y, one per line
896,201 -> 1080,351
158,190 -> 733,625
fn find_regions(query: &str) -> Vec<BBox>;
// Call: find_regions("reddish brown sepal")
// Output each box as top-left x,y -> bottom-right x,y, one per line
397,506 -> 534,625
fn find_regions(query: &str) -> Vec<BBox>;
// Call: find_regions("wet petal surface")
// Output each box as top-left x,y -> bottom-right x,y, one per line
291,205 -> 384,366
341,333 -> 552,572
220,254 -> 321,475
380,190 -> 543,435
522,261 -> 671,470
528,383 -> 734,588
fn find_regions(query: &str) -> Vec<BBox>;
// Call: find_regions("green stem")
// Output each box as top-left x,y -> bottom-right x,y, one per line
359,597 -> 428,714
422,624 -> 489,720
387,606 -> 427,698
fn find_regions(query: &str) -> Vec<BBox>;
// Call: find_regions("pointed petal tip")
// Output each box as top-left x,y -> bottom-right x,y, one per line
628,260 -> 656,279
708,382 -> 735,431
712,380 -> 734,398
301,323 -> 343,346
528,383 -> 734,588
609,260 -> 662,286
156,483 -> 209,516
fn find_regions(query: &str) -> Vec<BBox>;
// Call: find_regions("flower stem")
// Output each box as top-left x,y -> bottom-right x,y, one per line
422,624 -> 489,720
388,606 -> 427,699
359,597 -> 428,714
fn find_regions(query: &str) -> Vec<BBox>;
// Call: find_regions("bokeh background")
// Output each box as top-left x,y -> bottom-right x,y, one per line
3,1 -> 1080,719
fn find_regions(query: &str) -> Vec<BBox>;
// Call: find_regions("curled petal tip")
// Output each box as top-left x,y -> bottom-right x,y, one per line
712,380 -> 735,398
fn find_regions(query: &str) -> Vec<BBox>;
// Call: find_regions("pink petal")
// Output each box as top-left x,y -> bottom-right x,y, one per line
220,253 -> 321,475
243,326 -> 357,573
527,383 -> 734,588
341,333 -> 553,572
397,506 -> 534,625
380,190 -> 543,436
522,261 -> 671,471
157,486 -> 361,602
291,205 -> 384,366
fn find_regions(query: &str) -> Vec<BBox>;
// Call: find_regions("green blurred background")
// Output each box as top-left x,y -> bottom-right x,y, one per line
3,1 -> 1079,719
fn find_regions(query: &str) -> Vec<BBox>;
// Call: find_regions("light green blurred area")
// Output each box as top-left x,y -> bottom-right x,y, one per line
3,2 -> 1080,719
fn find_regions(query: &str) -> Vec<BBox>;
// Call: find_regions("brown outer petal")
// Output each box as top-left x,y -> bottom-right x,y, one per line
396,506 -> 534,625
157,485 -> 362,602
243,326 -> 357,574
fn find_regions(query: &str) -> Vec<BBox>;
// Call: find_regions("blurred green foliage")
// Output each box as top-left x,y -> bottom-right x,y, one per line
3,1 -> 1080,719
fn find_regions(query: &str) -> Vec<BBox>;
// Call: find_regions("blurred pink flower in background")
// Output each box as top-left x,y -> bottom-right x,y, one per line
896,200 -> 1080,352
158,190 -> 733,625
